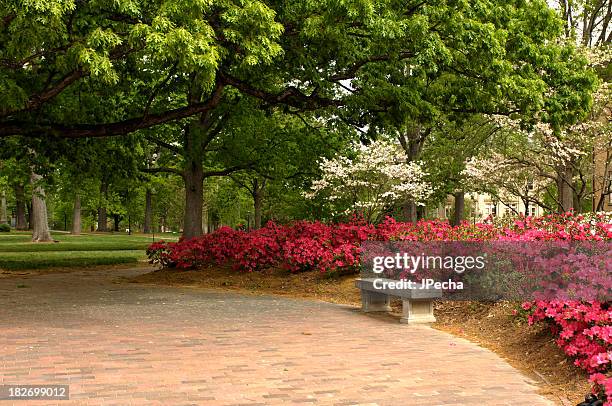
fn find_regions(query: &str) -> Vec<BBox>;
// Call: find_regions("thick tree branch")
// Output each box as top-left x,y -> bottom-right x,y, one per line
327,52 -> 413,81
140,166 -> 184,177
2,69 -> 86,118
143,63 -> 178,118
202,111 -> 231,151
144,135 -> 182,155
229,174 -> 254,194
0,82 -> 225,138
2,44 -> 143,119
219,72 -> 342,110
203,163 -> 254,178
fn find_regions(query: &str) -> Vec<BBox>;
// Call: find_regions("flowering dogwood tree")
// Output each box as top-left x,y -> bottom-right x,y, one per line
305,140 -> 433,221
463,152 -> 553,214
467,47 -> 611,213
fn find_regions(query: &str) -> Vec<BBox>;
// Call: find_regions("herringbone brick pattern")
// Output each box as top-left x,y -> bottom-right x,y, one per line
0,268 -> 554,405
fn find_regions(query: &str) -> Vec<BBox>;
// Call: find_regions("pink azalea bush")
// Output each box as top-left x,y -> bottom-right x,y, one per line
148,212 -> 611,401
523,300 -> 612,404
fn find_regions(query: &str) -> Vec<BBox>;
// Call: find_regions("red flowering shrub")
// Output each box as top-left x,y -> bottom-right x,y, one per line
232,223 -> 284,272
148,219 -> 379,273
148,212 -> 611,272
146,241 -> 174,268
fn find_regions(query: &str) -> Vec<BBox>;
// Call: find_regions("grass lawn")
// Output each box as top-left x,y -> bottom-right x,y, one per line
0,231 -> 179,270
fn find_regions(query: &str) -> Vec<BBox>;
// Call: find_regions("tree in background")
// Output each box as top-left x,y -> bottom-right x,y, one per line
0,176 -> 7,225
463,61 -> 611,214
463,151 -> 554,214
226,105 -> 349,229
557,0 -> 612,46
305,140 -> 433,222
417,116 -> 501,225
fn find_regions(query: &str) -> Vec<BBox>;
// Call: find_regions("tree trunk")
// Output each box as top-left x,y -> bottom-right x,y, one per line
573,194 -> 582,214
556,165 -> 574,212
181,114 -> 208,239
30,172 -> 53,242
253,192 -> 263,230
452,191 -> 465,226
0,189 -> 7,224
143,188 -> 153,234
202,199 -> 209,234
252,178 -> 265,229
402,201 -> 418,223
71,194 -> 81,235
183,161 -> 204,239
113,214 -> 121,232
98,207 -> 108,231
398,125 -> 428,224
97,182 -> 108,231
14,184 -> 27,230
27,201 -> 33,230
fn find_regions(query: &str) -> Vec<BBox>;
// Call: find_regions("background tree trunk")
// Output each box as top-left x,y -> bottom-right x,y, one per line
252,178 -> 266,229
97,182 -> 108,231
202,198 -> 209,234
398,125 -> 428,223
557,165 -> 574,212
402,201 -> 418,223
14,184 -> 27,230
0,189 -> 7,224
30,172 -> 53,242
143,188 -> 152,234
71,194 -> 81,235
27,201 -> 32,229
452,191 -> 465,226
97,207 -> 108,231
573,194 -> 582,214
113,214 -> 121,232
253,192 -> 263,229
183,161 -> 204,239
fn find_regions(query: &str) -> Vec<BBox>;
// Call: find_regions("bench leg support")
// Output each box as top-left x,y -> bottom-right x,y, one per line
400,299 -> 436,325
361,290 -> 392,312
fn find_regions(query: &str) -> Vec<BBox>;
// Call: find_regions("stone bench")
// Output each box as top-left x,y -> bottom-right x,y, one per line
355,278 -> 442,325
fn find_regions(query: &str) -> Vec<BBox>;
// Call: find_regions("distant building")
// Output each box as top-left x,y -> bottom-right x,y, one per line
593,146 -> 612,212
433,193 -> 546,222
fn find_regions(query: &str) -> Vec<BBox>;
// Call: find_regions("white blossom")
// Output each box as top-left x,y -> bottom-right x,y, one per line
305,139 -> 434,221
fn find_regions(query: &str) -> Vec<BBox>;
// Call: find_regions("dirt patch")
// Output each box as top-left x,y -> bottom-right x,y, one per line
130,265 -> 362,304
130,266 -> 590,405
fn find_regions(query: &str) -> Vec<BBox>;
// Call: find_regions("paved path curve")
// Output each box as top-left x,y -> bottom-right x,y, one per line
0,267 -> 554,405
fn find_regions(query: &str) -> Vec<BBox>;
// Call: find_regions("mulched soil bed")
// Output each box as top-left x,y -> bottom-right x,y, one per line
131,265 -> 590,405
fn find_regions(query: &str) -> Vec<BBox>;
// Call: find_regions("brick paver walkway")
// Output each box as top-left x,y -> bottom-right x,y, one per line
0,267 -> 554,405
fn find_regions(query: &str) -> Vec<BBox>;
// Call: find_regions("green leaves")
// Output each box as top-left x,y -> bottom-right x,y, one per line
0,0 -> 599,148
221,0 -> 284,66
0,73 -> 27,113
13,0 -> 76,16
87,28 -> 123,49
